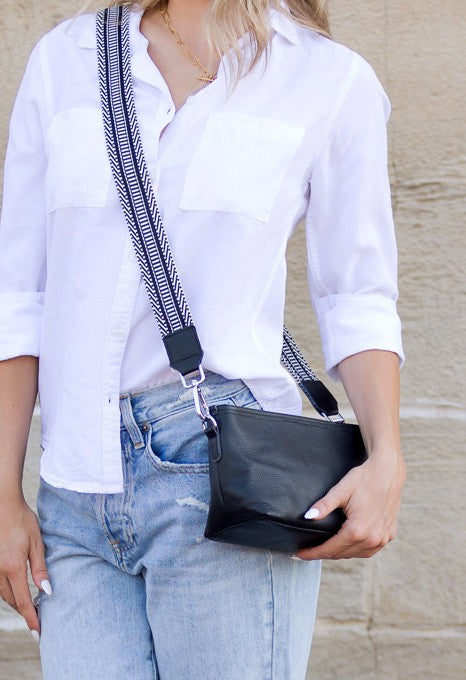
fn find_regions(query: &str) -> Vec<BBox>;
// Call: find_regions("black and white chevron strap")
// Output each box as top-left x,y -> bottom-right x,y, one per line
96,5 -> 341,419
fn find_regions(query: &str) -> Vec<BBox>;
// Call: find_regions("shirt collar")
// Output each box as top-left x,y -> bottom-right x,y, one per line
269,1 -> 300,45
76,1 -> 299,50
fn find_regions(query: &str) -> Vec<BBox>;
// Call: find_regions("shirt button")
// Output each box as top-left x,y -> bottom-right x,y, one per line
112,326 -> 125,337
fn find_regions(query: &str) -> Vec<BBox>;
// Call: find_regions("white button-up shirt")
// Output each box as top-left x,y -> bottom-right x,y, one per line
0,4 -> 404,492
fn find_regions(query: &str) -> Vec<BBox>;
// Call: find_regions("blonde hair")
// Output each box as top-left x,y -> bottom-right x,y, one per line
77,0 -> 331,92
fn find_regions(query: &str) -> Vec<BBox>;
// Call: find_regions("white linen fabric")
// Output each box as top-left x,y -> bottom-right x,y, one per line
0,3 -> 404,492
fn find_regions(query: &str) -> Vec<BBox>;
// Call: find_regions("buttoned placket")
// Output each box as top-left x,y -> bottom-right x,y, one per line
99,9 -> 254,487
98,15 -> 175,486
98,15 -> 191,486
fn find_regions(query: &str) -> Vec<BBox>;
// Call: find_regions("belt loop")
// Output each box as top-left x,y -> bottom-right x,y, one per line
119,394 -> 145,449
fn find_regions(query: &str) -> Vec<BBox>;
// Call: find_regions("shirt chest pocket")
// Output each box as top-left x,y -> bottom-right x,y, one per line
45,107 -> 112,213
179,112 -> 306,224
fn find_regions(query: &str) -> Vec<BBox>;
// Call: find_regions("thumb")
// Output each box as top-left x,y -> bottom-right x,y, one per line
29,536 -> 52,595
304,480 -> 348,520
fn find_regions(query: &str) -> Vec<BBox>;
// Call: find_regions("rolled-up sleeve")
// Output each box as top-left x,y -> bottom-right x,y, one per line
305,54 -> 405,382
0,41 -> 48,360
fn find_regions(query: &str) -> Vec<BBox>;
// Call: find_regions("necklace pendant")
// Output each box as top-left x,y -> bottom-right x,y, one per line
162,8 -> 217,85
198,74 -> 216,82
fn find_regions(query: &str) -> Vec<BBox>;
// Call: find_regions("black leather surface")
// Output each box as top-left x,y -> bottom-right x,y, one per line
203,404 -> 368,552
162,325 -> 204,375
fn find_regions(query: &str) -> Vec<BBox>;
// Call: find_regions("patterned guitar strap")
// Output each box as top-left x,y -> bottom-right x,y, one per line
95,5 -> 343,428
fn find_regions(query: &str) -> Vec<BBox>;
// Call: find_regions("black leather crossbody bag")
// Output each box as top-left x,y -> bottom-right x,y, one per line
96,6 -> 368,553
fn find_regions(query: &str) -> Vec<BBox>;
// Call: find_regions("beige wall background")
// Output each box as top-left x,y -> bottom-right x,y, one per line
0,1 -> 464,678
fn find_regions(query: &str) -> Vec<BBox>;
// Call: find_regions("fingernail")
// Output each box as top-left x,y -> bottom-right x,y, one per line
40,579 -> 52,595
304,507 -> 320,520
291,555 -> 304,561
30,629 -> 40,643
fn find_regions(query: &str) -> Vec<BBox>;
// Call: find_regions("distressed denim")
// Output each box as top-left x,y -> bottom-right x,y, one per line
35,370 -> 322,679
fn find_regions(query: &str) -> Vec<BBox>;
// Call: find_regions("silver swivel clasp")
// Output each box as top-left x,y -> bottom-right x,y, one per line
179,365 -> 218,432
192,382 -> 218,432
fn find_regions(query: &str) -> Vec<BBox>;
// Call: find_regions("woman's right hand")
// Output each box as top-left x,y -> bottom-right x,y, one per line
0,495 -> 51,638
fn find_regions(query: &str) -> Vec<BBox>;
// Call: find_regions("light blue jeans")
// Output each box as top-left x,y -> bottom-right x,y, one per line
35,370 -> 322,679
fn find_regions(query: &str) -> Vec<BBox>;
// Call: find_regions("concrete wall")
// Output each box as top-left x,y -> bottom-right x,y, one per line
0,1 -> 464,678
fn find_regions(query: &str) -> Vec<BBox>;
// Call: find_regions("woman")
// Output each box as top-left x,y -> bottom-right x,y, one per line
0,0 -> 406,678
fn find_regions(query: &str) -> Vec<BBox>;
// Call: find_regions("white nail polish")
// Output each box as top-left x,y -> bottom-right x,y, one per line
304,508 -> 320,520
30,629 -> 40,643
40,579 -> 52,595
291,555 -> 303,561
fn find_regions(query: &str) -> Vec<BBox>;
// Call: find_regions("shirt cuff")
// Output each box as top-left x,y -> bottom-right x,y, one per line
314,293 -> 405,382
0,293 -> 44,360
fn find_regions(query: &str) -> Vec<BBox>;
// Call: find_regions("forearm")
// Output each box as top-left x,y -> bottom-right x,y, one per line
336,349 -> 404,463
0,356 -> 39,501
297,348 -> 406,560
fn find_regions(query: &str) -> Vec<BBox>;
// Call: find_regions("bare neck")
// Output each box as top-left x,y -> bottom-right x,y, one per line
139,0 -> 220,115
159,0 -> 212,45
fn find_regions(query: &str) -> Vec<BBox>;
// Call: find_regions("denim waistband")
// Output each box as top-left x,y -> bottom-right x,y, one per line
118,369 -> 247,431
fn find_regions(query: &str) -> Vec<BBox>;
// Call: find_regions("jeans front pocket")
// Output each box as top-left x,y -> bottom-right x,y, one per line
142,383 -> 265,472
142,395 -> 234,472
143,416 -> 211,473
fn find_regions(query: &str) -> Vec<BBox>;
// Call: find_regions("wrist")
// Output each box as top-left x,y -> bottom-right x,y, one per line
366,450 -> 406,486
367,444 -> 405,466
0,483 -> 25,506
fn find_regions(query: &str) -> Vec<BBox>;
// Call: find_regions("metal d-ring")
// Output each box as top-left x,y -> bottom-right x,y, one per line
179,364 -> 206,389
324,412 -> 345,423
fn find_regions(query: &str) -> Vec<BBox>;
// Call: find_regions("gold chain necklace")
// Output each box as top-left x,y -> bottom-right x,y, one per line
161,6 -> 217,83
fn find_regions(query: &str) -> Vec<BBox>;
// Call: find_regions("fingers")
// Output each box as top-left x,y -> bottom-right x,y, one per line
0,575 -> 17,612
327,534 -> 395,560
29,533 -> 52,595
295,521 -> 396,560
7,559 -> 40,634
297,475 -> 355,559
303,478 -> 349,523
295,521 -> 365,560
